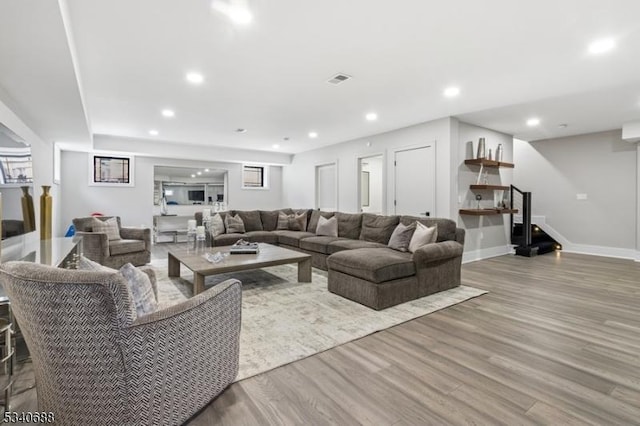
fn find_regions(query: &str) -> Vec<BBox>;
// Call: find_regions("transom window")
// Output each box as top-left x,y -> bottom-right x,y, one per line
242,165 -> 267,188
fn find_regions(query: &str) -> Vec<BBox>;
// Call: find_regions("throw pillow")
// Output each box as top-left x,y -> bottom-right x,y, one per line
276,211 -> 290,230
210,213 -> 225,237
288,211 -> 307,231
408,222 -> 438,253
77,255 -> 116,272
225,214 -> 246,234
119,263 -> 157,317
387,222 -> 417,252
316,216 -> 338,237
92,217 -> 121,241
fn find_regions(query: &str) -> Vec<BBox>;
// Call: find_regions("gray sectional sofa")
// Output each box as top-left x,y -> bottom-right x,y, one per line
195,209 -> 465,310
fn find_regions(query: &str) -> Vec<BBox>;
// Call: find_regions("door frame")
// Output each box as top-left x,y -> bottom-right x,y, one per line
356,152 -> 386,214
392,142 -> 437,216
315,160 -> 339,210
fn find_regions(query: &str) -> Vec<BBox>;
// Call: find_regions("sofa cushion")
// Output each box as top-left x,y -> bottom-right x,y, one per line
235,210 -> 263,232
387,222 -> 416,252
336,212 -> 363,239
359,214 -> 399,244
308,210 -> 335,233
213,233 -> 245,246
316,216 -> 338,236
244,230 -> 278,244
400,216 -> 456,242
92,216 -> 121,241
225,214 -> 246,233
273,230 -> 315,247
260,209 -> 292,231
277,211 -> 307,231
408,222 -> 438,253
210,213 -> 225,237
300,236 -> 345,254
109,239 -> 145,256
327,239 -> 387,254
327,248 -> 416,284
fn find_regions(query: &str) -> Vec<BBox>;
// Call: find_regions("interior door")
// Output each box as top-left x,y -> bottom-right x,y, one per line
316,163 -> 337,210
394,145 -> 435,216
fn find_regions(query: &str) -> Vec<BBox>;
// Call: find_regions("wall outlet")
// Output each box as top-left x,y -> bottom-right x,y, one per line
576,193 -> 588,200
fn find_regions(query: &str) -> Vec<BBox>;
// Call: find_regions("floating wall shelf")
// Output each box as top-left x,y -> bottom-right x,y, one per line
464,159 -> 514,168
470,184 -> 510,190
459,208 -> 519,216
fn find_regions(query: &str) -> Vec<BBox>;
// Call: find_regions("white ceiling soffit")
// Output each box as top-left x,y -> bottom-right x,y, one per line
3,0 -> 640,154
0,0 -> 91,146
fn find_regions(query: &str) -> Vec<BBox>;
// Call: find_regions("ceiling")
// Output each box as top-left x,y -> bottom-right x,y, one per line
1,0 -> 640,154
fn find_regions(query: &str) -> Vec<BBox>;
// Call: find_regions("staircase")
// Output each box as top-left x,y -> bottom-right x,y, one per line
510,185 -> 561,257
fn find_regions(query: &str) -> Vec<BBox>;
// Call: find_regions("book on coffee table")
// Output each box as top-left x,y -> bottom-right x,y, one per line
229,240 -> 260,254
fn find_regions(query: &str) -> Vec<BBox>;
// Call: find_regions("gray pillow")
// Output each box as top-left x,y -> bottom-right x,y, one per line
92,217 -> 121,241
289,212 -> 307,231
236,210 -> 263,232
120,263 -> 157,317
276,211 -> 290,230
359,214 -> 400,244
387,222 -> 416,252
210,213 -> 225,237
225,214 -> 246,233
316,216 -> 338,237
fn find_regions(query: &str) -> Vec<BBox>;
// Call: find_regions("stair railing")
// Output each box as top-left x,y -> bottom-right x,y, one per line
510,185 -> 532,247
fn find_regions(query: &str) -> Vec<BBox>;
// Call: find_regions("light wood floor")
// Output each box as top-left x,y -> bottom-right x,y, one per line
10,251 -> 640,425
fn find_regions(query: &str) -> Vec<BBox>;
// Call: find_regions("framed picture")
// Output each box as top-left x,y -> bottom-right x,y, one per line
89,153 -> 134,187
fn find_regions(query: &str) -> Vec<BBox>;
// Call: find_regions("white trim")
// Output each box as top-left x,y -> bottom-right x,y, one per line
462,245 -> 511,263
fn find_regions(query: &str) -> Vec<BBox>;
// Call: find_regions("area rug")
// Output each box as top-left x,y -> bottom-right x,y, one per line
150,259 -> 487,382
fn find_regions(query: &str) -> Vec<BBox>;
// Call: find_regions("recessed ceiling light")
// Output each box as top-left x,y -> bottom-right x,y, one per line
186,72 -> 204,84
272,144 -> 280,149
308,132 -> 318,138
204,168 -> 210,172
283,137 -> 290,141
527,118 -> 541,127
443,86 -> 460,98
197,171 -> 202,175
228,7 -> 252,24
365,112 -> 378,121
148,129 -> 159,136
558,123 -> 568,129
162,109 -> 175,118
235,128 -> 247,133
588,37 -> 616,55
191,174 -> 196,178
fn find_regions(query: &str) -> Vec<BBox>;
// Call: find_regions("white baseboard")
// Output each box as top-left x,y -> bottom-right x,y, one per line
462,245 -> 512,264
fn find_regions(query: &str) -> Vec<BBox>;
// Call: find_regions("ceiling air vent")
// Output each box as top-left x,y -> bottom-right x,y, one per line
327,73 -> 352,85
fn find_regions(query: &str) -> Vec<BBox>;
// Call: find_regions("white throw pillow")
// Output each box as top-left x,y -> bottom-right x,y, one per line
119,263 -> 157,318
408,222 -> 438,253
210,213 -> 225,237
316,216 -> 338,237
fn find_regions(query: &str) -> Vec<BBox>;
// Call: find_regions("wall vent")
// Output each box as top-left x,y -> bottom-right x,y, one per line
327,73 -> 352,85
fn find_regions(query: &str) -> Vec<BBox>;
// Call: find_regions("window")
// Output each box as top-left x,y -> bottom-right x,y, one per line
89,154 -> 135,186
243,165 -> 267,188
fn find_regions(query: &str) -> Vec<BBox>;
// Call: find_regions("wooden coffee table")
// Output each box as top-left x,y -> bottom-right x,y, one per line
167,243 -> 312,295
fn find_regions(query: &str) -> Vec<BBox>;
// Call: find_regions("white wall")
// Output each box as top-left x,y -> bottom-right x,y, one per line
284,117 -> 454,216
60,151 -> 284,230
514,130 -> 637,259
0,97 -> 60,237
457,121 -> 514,261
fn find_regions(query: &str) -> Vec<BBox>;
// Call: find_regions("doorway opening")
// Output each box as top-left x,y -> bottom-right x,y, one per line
358,154 -> 384,214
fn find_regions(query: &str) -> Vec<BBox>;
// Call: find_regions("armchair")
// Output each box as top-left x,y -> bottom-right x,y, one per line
0,261 -> 242,425
72,216 -> 151,268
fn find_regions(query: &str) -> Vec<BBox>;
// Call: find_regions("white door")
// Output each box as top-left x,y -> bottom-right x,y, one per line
316,163 -> 337,210
394,146 -> 436,216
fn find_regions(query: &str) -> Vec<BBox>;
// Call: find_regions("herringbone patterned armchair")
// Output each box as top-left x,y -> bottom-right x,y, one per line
0,261 -> 242,426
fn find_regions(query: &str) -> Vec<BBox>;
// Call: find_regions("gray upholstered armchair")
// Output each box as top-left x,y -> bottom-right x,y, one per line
72,216 -> 151,268
0,261 -> 242,425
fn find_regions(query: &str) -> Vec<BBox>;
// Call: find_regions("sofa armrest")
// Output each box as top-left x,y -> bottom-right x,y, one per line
120,227 -> 151,251
412,241 -> 463,264
455,228 -> 465,245
76,231 -> 109,261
